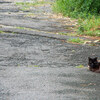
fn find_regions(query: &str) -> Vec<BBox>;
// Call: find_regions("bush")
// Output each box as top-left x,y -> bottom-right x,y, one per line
53,0 -> 100,18
53,0 -> 100,36
78,16 -> 100,36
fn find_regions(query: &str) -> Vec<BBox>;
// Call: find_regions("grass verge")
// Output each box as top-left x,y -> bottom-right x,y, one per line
0,30 -> 4,33
58,32 -> 78,36
52,0 -> 100,37
78,16 -> 100,37
76,65 -> 84,68
67,38 -> 86,44
16,1 -> 51,6
16,1 -> 51,11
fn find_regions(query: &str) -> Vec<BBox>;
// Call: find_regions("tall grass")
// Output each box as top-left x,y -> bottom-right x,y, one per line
78,16 -> 100,36
53,0 -> 100,37
53,0 -> 100,18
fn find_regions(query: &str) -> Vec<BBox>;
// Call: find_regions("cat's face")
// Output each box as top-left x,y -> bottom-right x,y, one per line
88,57 -> 99,68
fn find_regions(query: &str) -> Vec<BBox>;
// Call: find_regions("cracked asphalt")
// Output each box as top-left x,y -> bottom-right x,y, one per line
0,0 -> 100,100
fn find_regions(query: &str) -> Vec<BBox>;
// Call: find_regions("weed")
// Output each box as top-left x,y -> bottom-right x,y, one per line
52,0 -> 100,37
11,32 -> 15,34
58,32 -> 78,36
0,30 -> 4,33
27,65 -> 39,67
16,26 -> 33,31
58,32 -> 68,35
34,65 -> 39,67
16,27 -> 25,29
78,16 -> 100,36
16,1 -> 51,6
76,65 -> 84,68
16,1 -> 51,11
67,38 -> 85,44
52,0 -> 100,18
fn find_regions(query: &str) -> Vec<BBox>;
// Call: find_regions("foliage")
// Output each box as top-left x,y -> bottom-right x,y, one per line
78,16 -> 100,36
16,1 -> 51,11
53,0 -> 100,17
58,32 -> 78,36
16,1 -> 51,7
76,65 -> 84,68
0,30 -> 4,33
67,38 -> 85,44
53,0 -> 100,36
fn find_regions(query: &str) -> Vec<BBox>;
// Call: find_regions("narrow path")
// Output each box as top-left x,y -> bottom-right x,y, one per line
0,0 -> 76,34
0,0 -> 100,100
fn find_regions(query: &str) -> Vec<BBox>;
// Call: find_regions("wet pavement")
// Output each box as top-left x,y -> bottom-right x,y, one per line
0,0 -> 100,100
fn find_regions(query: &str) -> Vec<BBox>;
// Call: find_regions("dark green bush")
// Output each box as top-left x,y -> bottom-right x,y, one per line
53,0 -> 100,18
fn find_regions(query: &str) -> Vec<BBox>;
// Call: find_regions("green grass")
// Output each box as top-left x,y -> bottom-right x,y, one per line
28,65 -> 39,67
67,38 -> 85,44
0,30 -> 4,33
0,30 -> 15,34
52,0 -> 100,18
16,27 -> 26,29
52,0 -> 67,15
16,1 -> 51,11
58,32 -> 78,36
52,0 -> 100,37
16,26 -> 34,31
78,16 -> 100,36
16,26 -> 31,30
16,1 -> 50,6
76,65 -> 84,68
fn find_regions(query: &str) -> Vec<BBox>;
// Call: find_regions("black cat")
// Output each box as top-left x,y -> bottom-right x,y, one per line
88,57 -> 100,73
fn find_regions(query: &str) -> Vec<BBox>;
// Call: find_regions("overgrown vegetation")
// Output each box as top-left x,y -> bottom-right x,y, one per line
67,38 -> 86,44
16,1 -> 51,6
76,65 -> 84,68
16,1 -> 51,11
58,32 -> 78,36
78,17 -> 100,36
53,0 -> 100,37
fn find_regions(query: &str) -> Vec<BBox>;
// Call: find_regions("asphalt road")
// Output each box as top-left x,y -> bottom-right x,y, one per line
0,0 -> 100,100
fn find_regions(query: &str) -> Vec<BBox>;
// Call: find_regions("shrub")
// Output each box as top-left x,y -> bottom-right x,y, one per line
53,0 -> 100,36
53,0 -> 100,18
